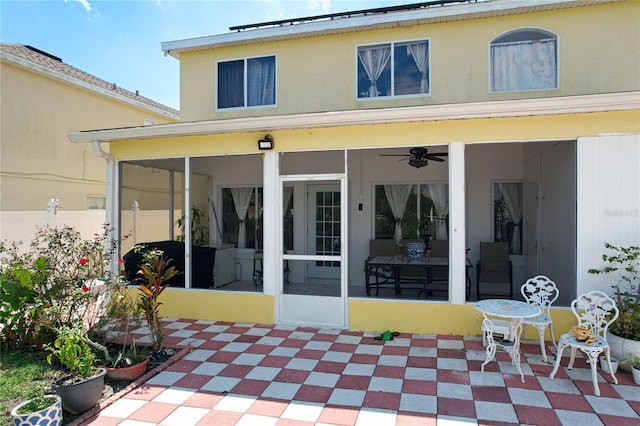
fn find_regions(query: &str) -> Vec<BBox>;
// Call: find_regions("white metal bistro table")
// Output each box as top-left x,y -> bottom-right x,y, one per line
474,299 -> 541,382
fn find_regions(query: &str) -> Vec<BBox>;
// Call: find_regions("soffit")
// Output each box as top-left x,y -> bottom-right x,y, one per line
162,0 -> 619,59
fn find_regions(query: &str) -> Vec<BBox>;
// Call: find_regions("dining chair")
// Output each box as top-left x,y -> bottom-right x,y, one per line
520,275 -> 559,362
365,239 -> 396,296
549,290 -> 619,396
475,242 -> 512,300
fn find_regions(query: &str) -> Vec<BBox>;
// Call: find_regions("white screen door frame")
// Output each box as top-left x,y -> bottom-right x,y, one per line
278,173 -> 348,328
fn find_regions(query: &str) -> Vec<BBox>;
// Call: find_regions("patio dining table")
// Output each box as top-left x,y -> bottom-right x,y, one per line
475,299 -> 540,382
365,256 -> 470,297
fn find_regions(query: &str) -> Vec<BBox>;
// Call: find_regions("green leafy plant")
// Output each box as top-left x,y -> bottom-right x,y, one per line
135,248 -> 178,352
627,352 -> 640,369
176,206 -> 209,246
15,393 -> 57,415
588,243 -> 640,341
0,225 -> 122,348
45,324 -> 97,378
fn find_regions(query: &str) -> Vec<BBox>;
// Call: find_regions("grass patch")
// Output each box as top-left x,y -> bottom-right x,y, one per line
0,345 -> 65,424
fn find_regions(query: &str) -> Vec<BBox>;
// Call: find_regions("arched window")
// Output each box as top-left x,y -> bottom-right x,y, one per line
490,28 -> 558,92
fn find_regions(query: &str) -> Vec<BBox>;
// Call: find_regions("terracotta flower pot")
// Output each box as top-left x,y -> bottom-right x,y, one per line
106,356 -> 149,381
11,395 -> 62,426
52,368 -> 105,415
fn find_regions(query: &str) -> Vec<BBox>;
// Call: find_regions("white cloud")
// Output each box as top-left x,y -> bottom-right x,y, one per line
308,0 -> 331,14
75,0 -> 92,12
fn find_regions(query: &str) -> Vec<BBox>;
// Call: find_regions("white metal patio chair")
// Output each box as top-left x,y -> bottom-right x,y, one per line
549,290 -> 619,396
520,275 -> 559,363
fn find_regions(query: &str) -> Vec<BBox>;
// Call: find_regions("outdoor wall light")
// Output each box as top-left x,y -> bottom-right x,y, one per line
258,134 -> 274,150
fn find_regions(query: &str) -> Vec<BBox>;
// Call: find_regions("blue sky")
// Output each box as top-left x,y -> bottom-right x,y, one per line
1,0 -> 411,110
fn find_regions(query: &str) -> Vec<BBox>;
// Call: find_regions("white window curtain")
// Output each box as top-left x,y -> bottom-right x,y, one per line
407,42 -> 429,93
384,184 -> 412,244
491,39 -> 556,92
231,187 -> 254,248
247,57 -> 275,106
358,45 -> 391,97
499,183 -> 522,254
422,184 -> 448,240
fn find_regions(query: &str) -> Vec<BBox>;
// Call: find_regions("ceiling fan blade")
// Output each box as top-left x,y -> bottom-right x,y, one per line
425,156 -> 445,162
379,154 -> 411,157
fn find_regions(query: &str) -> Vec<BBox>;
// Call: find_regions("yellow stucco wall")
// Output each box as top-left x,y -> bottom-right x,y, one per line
148,285 -> 577,337
157,289 -> 275,324
0,61 -> 177,211
179,1 -> 639,122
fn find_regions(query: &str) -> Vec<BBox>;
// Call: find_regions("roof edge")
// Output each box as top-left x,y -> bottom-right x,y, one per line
1,50 -> 179,120
69,91 -> 640,143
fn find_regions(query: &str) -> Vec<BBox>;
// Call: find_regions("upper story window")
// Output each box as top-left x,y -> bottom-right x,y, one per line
357,39 -> 430,99
490,28 -> 558,92
217,55 -> 276,109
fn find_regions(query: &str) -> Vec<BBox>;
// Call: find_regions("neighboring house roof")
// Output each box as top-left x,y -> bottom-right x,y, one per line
162,0 -> 620,58
0,43 -> 179,119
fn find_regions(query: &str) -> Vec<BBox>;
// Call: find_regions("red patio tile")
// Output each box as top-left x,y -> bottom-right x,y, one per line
545,392 -> 592,412
196,409 -> 243,426
362,390 -> 401,410
471,385 -> 510,402
381,345 -> 410,356
598,414 -> 640,426
198,340 -> 229,351
311,333 -> 338,342
267,329 -> 294,338
235,334 -> 262,343
294,384 -> 333,403
396,412 -> 437,425
165,359 -> 201,373
406,356 -> 437,369
329,343 -> 358,353
232,378 -> 271,396
274,368 -> 311,384
182,390 -> 225,408
402,378 -> 436,395
411,337 -> 437,348
185,323 -> 210,331
209,351 -> 241,363
296,349 -> 324,359
317,405 -> 360,426
315,360 -> 346,374
514,405 -> 561,426
281,339 -> 307,348
259,355 -> 292,368
78,416 -> 121,426
437,348 -> 466,359
173,373 -> 213,389
349,354 -> 379,364
247,398 -> 289,417
219,364 -> 253,378
246,344 -> 276,354
335,374 -> 371,390
128,401 -> 178,423
373,365 -> 406,379
225,326 -> 250,334
437,397 -> 475,418
125,384 -> 167,400
437,369 -> 470,384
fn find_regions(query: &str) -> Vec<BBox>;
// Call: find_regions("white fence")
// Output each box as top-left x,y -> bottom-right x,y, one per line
0,209 -> 179,255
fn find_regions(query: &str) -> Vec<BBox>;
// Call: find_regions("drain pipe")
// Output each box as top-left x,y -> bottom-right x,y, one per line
91,141 -> 118,266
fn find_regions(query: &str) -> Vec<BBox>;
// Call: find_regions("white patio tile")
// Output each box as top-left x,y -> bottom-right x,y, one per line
368,377 -> 403,393
343,363 -> 376,376
232,352 -> 266,366
554,409 -> 604,426
246,366 -> 281,381
190,361 -> 226,376
144,371 -> 185,386
200,376 -> 242,393
321,350 -> 352,363
474,401 -> 519,423
437,382 -> 473,400
508,388 -> 550,407
261,382 -> 301,400
159,406 -> 208,426
98,399 -> 147,418
214,394 -> 258,413
404,366 -> 436,381
285,357 -> 318,371
183,349 -> 215,362
281,401 -> 324,422
355,408 -> 397,426
235,414 -> 278,426
328,388 -> 366,407
585,395 -> 639,418
303,371 -> 340,387
399,393 -> 437,414
152,387 -> 195,404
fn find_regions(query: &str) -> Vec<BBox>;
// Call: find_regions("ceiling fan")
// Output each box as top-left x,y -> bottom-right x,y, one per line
380,147 -> 448,168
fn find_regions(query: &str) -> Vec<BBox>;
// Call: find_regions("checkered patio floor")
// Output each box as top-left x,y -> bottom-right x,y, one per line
77,318 -> 640,425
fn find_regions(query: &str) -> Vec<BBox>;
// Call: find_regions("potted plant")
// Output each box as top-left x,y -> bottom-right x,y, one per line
176,206 -> 209,246
46,324 -> 106,415
10,393 -> 62,426
628,353 -> 640,385
134,247 -> 178,352
599,355 -> 619,374
588,244 -> 640,372
94,277 -> 149,381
